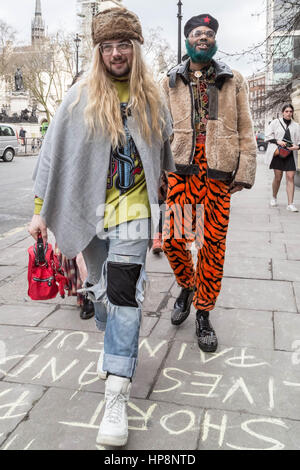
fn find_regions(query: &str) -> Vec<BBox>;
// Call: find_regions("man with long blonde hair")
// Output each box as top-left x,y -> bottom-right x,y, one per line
28,8 -> 175,447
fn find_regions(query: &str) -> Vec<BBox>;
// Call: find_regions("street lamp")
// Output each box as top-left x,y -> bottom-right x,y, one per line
177,0 -> 183,64
74,33 -> 81,78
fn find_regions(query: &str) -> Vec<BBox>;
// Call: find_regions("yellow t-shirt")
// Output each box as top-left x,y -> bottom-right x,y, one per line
104,77 -> 151,229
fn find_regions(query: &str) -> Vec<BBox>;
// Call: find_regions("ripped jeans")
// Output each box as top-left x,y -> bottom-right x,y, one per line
82,219 -> 149,379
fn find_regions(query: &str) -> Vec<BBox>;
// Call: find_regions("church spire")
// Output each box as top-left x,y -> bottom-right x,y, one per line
35,0 -> 42,16
31,0 -> 45,45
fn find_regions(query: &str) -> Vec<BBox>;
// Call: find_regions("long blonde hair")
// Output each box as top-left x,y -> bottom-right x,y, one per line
70,41 -> 165,148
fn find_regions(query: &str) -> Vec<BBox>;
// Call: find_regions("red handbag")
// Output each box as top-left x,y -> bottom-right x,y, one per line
275,120 -> 293,158
274,146 -> 291,158
27,236 -> 69,301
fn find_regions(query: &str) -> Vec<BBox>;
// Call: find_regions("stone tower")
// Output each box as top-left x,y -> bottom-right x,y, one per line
31,0 -> 45,45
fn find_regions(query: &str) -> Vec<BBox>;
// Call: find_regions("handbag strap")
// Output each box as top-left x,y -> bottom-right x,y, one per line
278,119 -> 294,146
278,119 -> 287,133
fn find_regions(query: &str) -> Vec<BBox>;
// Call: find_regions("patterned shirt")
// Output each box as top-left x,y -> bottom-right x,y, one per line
189,64 -> 216,136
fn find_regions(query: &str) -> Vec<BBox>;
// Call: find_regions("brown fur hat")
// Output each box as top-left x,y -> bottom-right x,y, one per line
92,8 -> 144,46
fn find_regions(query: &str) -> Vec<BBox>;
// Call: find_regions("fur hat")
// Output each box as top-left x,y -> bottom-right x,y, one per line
92,8 -> 144,46
184,14 -> 219,38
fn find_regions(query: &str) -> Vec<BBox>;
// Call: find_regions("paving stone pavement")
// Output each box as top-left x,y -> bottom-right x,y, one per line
0,156 -> 300,450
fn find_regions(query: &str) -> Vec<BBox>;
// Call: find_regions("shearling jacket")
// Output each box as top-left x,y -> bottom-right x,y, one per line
162,58 -> 257,188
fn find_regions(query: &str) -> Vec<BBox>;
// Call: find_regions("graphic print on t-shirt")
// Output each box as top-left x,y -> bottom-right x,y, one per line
104,102 -> 151,228
107,103 -> 143,194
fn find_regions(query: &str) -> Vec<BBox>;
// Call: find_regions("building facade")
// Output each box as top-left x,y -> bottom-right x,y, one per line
247,73 -> 266,133
0,0 -> 74,135
266,0 -> 300,110
266,0 -> 300,176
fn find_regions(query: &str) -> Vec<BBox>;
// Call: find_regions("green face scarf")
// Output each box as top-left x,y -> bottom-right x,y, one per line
185,39 -> 218,63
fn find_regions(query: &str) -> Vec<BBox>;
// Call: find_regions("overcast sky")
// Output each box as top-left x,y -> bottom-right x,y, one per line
1,0 -> 267,76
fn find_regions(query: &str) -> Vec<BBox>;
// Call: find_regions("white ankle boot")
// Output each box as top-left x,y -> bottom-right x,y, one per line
97,375 -> 131,447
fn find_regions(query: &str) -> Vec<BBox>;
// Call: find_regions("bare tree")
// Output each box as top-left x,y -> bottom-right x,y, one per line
218,1 -> 300,114
53,31 -> 77,80
266,79 -> 293,110
218,1 -> 300,65
9,33 -> 75,122
0,20 -> 16,82
143,27 -> 177,80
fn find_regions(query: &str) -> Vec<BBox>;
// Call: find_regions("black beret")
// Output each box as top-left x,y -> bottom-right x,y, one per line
184,14 -> 219,38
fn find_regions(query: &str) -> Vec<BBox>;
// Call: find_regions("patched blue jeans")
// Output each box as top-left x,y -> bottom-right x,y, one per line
82,219 -> 149,378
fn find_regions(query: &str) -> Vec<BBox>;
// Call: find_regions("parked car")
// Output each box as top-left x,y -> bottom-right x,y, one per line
0,125 -> 19,162
256,132 -> 268,152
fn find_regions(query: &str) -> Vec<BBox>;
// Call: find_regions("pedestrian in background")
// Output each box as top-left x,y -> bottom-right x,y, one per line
19,127 -> 26,146
266,104 -> 300,212
54,247 -> 95,320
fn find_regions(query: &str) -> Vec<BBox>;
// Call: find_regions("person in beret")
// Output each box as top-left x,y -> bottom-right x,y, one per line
29,7 -> 175,448
162,14 -> 256,353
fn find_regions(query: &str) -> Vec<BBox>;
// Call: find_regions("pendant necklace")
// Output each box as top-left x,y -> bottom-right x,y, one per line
194,71 -> 203,129
194,71 -> 202,78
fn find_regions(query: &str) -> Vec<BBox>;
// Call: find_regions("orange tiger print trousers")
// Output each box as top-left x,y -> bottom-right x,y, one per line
162,139 -> 231,312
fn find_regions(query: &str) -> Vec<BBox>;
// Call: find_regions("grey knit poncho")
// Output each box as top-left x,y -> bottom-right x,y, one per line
33,82 -> 175,258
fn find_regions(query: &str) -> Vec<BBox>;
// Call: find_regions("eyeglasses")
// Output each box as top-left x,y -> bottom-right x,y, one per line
99,42 -> 133,55
189,29 -> 216,39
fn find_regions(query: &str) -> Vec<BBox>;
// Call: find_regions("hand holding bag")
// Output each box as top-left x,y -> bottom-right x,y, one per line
28,235 -> 68,300
274,146 -> 292,158
274,119 -> 293,158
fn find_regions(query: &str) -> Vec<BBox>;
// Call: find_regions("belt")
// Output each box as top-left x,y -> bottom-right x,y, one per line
175,164 -> 199,175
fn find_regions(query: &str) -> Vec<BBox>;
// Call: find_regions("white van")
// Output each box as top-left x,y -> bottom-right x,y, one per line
0,124 -> 19,162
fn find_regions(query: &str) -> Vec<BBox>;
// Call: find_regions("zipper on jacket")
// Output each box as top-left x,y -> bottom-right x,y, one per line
188,82 -> 196,165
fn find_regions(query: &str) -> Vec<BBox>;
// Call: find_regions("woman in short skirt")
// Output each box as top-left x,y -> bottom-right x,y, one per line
265,104 -> 300,212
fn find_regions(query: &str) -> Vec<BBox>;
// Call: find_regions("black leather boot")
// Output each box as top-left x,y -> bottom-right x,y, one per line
80,295 -> 95,320
195,311 -> 218,352
171,287 -> 194,325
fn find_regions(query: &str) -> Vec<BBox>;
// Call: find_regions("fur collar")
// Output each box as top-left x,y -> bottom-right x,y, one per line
168,58 -> 233,89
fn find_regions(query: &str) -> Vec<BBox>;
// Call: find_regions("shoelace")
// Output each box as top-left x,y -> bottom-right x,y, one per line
105,392 -> 127,424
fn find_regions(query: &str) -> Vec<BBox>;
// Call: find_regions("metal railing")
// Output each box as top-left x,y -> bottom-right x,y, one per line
18,137 -> 43,155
